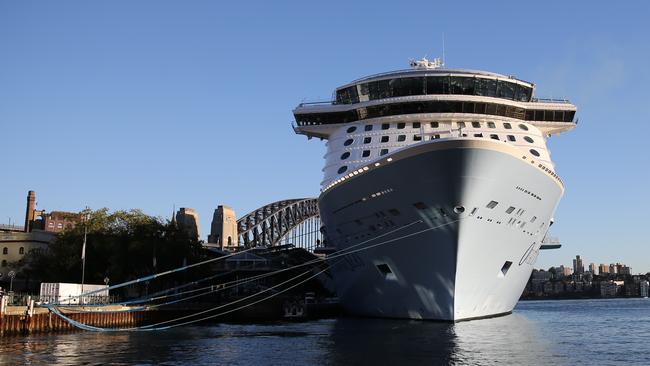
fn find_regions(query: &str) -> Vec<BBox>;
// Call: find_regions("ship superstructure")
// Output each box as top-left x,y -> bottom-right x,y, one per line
293,58 -> 576,321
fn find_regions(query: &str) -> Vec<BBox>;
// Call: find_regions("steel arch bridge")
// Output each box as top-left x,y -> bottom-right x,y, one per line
237,198 -> 323,250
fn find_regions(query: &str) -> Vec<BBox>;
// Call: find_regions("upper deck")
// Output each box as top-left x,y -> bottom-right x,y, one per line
293,61 -> 576,137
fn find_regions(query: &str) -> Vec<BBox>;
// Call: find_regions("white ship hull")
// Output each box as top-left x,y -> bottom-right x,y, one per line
319,138 -> 563,321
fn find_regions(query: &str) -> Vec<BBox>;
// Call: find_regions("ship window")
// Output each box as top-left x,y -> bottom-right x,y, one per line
434,134 -> 441,139
457,122 -> 465,128
365,124 -> 373,131
337,166 -> 348,174
362,150 -> 371,157
413,135 -> 422,141
530,216 -> 537,223
501,261 -> 513,276
530,149 -> 541,157
474,133 -> 483,137
397,122 -> 405,129
364,137 -> 371,144
490,134 -> 499,140
397,135 -> 406,142
486,200 -> 499,209
524,136 -> 534,143
344,139 -> 354,146
488,122 -> 496,128
497,81 -> 515,100
381,136 -> 389,143
506,206 -> 515,214
519,124 -> 529,131
413,202 -> 428,210
472,122 -> 481,128
507,135 -> 516,142
380,149 -> 389,156
388,209 -> 400,216
382,123 -> 390,130
347,126 -> 357,133
340,152 -> 350,160
503,122 -> 512,129
431,122 -> 439,128
376,263 -> 393,276
413,122 -> 421,128
2,247 -> 7,255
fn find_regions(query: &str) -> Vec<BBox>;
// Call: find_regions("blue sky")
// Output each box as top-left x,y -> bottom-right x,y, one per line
1,1 -> 648,272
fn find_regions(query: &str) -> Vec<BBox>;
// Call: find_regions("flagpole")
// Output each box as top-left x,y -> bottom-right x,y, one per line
81,207 -> 89,301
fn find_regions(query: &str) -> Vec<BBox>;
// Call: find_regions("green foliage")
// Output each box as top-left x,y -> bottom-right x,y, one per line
24,208 -> 207,292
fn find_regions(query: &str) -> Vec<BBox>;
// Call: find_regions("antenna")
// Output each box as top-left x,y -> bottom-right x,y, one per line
442,33 -> 446,67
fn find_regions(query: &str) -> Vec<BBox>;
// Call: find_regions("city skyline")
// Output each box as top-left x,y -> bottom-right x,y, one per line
1,1 -> 649,272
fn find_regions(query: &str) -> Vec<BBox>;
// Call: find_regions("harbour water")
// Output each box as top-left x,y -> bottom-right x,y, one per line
1,298 -> 648,365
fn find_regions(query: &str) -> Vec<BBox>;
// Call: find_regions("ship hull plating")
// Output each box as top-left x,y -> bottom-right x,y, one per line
319,139 -> 563,321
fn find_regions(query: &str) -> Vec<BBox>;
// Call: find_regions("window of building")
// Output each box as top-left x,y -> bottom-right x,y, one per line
363,137 -> 372,144
340,152 -> 350,160
524,136 -> 534,143
431,121 -> 439,128
457,122 -> 465,128
380,149 -> 389,156
490,134 -> 499,140
413,135 -> 422,141
507,135 -> 516,142
344,139 -> 354,146
503,122 -> 512,129
474,133 -> 483,137
397,135 -> 406,142
347,126 -> 357,133
1,260 -> 6,267
365,124 -> 373,131
382,123 -> 390,130
381,136 -> 389,143
519,124 -> 529,131
397,122 -> 405,129
472,122 -> 481,128
413,122 -> 421,128
486,200 -> 499,209
488,122 -> 496,128
19,247 -> 24,255
530,149 -> 541,157
2,247 -> 7,255
337,166 -> 348,174
362,150 -> 371,157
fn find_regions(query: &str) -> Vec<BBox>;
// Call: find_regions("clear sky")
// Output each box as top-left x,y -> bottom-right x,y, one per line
1,1 -> 649,272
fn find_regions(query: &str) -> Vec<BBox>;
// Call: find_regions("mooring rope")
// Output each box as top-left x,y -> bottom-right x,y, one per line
49,216 -> 463,331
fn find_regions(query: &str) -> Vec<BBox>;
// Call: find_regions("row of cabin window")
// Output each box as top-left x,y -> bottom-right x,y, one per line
343,132 -> 536,149
2,247 -> 25,255
347,121 -> 529,135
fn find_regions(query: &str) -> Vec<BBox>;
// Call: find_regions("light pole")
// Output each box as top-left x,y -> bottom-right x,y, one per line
8,271 -> 15,292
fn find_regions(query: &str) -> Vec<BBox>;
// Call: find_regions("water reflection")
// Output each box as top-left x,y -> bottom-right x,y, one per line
0,313 -> 560,365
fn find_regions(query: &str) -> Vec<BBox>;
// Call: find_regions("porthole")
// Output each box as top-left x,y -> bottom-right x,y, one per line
453,206 -> 465,214
503,122 -> 512,129
524,136 -> 534,143
363,137 -> 371,144
507,135 -> 516,142
413,122 -> 421,128
490,134 -> 499,140
472,122 -> 481,128
488,122 -> 496,128
337,166 -> 348,174
519,124 -> 529,131
457,122 -> 465,128
340,152 -> 350,160
364,124 -> 373,131
530,149 -> 540,157
380,149 -> 389,156
362,150 -> 371,157
381,136 -> 389,143
397,122 -> 405,129
344,139 -> 354,146
397,135 -> 406,142
347,126 -> 357,133
382,123 -> 390,130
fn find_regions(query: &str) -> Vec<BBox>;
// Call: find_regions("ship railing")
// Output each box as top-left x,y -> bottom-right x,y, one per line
297,100 -> 336,107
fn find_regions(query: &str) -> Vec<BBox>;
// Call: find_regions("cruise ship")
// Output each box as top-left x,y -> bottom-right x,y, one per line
293,58 -> 576,321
